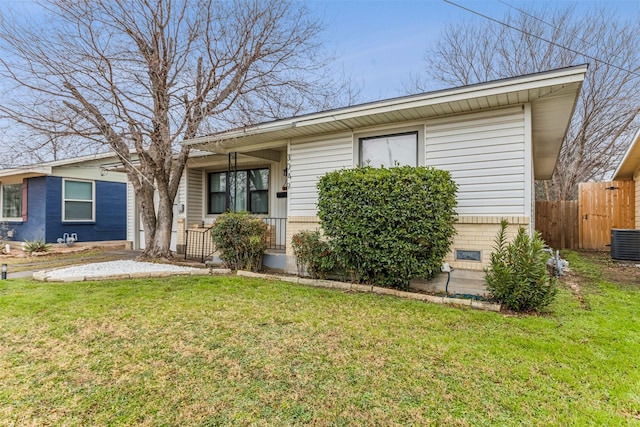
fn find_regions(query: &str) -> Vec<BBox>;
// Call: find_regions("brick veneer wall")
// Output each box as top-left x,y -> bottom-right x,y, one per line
285,215 -> 530,271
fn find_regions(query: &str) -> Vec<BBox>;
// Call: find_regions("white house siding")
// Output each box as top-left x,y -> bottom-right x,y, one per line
126,181 -> 136,245
271,152 -> 288,219
288,135 -> 353,217
425,106 -> 527,217
186,168 -> 203,227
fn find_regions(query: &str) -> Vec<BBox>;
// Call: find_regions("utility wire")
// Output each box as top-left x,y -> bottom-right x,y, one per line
442,0 -> 640,79
497,0 -> 631,67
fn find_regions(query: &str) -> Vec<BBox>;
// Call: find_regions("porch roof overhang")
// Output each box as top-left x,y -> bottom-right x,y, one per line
0,166 -> 52,181
183,65 -> 586,180
613,126 -> 640,180
0,152 -> 124,181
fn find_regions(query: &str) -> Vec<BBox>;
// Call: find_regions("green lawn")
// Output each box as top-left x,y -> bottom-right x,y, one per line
0,252 -> 639,426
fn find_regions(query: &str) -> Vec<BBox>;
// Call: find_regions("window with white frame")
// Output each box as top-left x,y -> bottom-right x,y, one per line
1,183 -> 22,220
359,131 -> 418,167
63,179 -> 94,221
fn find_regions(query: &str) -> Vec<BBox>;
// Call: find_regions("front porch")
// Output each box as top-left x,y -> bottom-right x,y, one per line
179,217 -> 287,263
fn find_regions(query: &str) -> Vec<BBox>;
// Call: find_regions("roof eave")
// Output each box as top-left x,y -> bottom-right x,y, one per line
183,65 -> 588,151
0,166 -> 52,180
613,126 -> 640,180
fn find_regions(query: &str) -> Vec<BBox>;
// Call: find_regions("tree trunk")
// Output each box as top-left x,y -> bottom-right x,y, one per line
135,179 -> 176,261
144,192 -> 175,260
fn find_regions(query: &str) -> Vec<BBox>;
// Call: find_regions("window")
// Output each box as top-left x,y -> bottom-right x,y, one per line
1,183 -> 22,219
360,131 -> 418,167
208,168 -> 269,214
455,249 -> 482,262
63,179 -> 94,221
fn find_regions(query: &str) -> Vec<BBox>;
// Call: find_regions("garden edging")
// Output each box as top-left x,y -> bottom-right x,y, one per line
236,270 -> 501,312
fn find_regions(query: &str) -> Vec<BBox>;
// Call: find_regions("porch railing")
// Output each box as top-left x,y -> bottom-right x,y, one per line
262,217 -> 286,250
183,217 -> 286,263
184,225 -> 215,263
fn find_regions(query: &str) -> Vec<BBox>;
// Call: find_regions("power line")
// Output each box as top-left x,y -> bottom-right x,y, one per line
497,0 -> 631,67
442,0 -> 640,79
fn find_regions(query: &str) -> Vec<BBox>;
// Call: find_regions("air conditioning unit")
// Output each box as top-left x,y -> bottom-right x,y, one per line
611,229 -> 640,261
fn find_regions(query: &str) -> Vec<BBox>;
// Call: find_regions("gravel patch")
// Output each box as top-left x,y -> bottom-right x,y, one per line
37,260 -> 208,281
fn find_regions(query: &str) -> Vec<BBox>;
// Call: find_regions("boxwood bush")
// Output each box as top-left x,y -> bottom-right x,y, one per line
317,165 -> 457,289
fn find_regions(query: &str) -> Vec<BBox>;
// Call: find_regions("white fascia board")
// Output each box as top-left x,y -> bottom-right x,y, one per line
294,68 -> 586,128
0,166 -> 52,179
184,122 -> 297,147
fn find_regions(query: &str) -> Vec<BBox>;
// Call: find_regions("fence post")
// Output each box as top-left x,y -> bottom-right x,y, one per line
184,230 -> 189,260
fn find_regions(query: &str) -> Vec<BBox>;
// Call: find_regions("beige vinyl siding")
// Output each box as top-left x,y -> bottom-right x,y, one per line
186,168 -> 203,227
426,107 -> 527,216
289,136 -> 353,216
634,167 -> 640,229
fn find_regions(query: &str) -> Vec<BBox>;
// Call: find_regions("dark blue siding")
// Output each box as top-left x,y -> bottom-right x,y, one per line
45,177 -> 126,243
9,176 -> 47,242
9,176 -> 126,244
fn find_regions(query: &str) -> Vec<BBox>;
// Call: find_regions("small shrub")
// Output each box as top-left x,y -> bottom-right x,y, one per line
291,230 -> 338,279
23,239 -> 51,254
317,165 -> 457,290
485,219 -> 557,312
210,212 -> 267,272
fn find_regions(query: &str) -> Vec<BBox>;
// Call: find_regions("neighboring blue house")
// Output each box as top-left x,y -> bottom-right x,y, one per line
0,153 -> 128,244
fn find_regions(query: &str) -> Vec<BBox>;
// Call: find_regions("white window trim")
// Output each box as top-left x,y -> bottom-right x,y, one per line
353,125 -> 426,167
0,182 -> 23,222
62,178 -> 96,222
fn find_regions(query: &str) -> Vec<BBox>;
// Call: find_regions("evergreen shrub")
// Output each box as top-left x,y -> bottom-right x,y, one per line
210,212 -> 267,271
485,219 -> 557,312
317,165 -> 457,289
291,230 -> 337,279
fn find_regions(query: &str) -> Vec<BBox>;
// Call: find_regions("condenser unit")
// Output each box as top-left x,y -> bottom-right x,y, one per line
611,229 -> 640,261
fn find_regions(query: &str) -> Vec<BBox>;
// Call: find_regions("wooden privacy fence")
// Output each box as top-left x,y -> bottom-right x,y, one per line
535,200 -> 579,249
535,180 -> 635,250
579,180 -> 634,251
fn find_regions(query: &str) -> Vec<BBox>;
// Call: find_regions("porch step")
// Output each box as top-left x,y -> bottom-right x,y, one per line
206,251 -> 287,271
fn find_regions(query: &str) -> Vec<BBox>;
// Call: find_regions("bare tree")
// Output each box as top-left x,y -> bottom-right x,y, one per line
0,0 -> 351,258
407,5 -> 640,200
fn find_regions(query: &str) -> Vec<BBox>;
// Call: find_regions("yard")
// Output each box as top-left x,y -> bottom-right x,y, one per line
0,251 -> 639,426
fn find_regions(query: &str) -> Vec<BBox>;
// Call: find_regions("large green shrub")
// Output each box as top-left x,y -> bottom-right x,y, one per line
485,219 -> 557,312
210,212 -> 267,272
291,230 -> 338,279
317,165 -> 457,289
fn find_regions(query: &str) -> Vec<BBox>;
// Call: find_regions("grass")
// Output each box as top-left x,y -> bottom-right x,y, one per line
0,252 -> 639,426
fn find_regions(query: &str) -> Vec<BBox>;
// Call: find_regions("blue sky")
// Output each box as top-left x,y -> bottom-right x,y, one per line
310,0 -> 640,102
